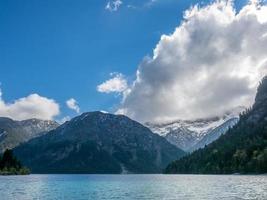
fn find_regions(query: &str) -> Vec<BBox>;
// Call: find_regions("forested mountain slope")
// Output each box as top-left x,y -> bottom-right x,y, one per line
14,112 -> 184,174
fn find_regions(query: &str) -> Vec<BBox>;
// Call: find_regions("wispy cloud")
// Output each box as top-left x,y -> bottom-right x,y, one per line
97,73 -> 128,94
66,98 -> 80,113
59,116 -> 71,124
127,0 -> 158,10
144,0 -> 158,8
105,0 -> 123,12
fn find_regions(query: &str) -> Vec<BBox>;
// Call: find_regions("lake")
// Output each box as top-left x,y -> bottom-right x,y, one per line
0,174 -> 266,200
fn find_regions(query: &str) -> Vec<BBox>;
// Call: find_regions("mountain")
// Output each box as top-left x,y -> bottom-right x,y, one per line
14,112 -> 185,174
190,117 -> 239,152
0,118 -> 59,153
165,77 -> 267,174
146,108 -> 242,152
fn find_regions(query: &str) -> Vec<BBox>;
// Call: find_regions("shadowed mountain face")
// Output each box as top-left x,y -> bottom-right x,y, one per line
14,112 -> 185,174
0,118 -> 59,153
165,77 -> 267,174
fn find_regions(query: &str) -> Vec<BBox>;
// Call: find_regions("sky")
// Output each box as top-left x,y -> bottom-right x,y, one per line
0,0 -> 267,123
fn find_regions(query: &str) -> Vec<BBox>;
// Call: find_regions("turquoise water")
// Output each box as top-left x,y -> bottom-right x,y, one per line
0,175 -> 266,200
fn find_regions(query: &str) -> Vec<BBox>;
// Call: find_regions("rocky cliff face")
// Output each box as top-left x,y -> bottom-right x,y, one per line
14,112 -> 184,174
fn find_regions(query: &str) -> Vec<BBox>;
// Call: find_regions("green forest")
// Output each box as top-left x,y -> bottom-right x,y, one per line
0,149 -> 30,175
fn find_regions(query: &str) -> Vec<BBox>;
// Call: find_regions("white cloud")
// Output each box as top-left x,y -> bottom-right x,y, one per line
105,0 -> 123,12
97,73 -> 128,93
118,0 -> 267,123
59,116 -> 71,124
127,0 -> 157,10
145,0 -> 158,8
100,110 -> 109,114
0,88 -> 60,120
66,98 -> 80,113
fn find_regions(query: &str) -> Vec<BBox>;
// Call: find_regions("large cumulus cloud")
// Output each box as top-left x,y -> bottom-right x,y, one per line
118,0 -> 267,122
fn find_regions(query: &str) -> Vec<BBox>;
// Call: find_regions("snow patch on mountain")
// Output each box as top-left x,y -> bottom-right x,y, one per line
145,107 -> 244,152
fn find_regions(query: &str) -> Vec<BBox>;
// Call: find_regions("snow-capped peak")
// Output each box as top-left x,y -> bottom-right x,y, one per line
145,107 -> 244,151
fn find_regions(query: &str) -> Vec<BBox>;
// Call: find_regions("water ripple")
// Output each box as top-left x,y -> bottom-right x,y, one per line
0,174 -> 266,200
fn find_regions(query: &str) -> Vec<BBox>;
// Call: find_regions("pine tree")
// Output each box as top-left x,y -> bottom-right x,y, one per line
0,149 -> 28,175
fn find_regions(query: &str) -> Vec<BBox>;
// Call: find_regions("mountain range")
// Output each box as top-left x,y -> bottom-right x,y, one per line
14,112 -> 184,174
146,107 -> 243,152
165,76 -> 267,174
0,78 -> 266,174
0,118 -> 58,153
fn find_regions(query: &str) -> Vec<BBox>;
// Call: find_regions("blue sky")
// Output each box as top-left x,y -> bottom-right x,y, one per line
0,0 -> 255,121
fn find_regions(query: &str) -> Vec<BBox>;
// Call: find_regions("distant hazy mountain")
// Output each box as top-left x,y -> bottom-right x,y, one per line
0,118 -> 59,153
14,112 -> 184,174
146,108 -> 243,152
165,77 -> 267,174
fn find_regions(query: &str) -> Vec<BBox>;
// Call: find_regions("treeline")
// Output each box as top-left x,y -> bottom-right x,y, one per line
0,149 -> 30,175
165,77 -> 267,174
